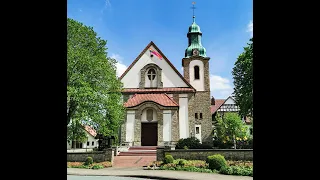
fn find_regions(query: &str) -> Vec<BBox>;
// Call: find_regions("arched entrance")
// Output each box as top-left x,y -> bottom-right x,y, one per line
141,108 -> 158,146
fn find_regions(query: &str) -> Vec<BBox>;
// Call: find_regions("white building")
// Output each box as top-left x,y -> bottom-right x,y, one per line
67,125 -> 99,151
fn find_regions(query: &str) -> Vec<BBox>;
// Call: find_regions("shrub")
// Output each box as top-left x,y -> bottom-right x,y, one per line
164,154 -> 174,164
206,154 -> 227,171
176,137 -> 201,149
178,159 -> 187,166
220,166 -> 233,175
92,164 -> 104,169
84,157 -> 93,165
220,166 -> 253,176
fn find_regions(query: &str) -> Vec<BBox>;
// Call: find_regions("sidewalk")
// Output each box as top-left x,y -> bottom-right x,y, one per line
67,167 -> 253,180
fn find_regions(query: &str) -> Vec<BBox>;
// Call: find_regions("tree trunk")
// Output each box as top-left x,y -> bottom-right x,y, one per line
67,100 -> 77,126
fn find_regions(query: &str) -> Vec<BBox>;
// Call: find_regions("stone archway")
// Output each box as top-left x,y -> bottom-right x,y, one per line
133,102 -> 163,146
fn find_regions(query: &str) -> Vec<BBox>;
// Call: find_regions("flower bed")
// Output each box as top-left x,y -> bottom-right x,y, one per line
148,159 -> 253,177
67,161 -> 112,169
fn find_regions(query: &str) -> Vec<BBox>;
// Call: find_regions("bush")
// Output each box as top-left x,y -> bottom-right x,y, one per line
220,165 -> 253,176
84,157 -> 93,165
178,159 -> 187,166
164,155 -> 174,164
220,166 -> 233,175
92,164 -> 104,169
176,137 -> 201,149
206,154 -> 227,171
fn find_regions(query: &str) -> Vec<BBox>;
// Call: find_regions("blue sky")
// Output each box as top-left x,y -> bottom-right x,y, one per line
67,0 -> 253,99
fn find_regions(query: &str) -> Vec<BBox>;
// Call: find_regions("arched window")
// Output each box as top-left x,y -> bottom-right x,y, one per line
146,109 -> 153,121
146,68 -> 156,88
194,66 -> 200,80
147,69 -> 156,80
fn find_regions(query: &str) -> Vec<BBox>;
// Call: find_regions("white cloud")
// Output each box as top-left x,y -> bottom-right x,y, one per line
105,0 -> 111,7
110,53 -> 127,77
247,20 -> 253,37
210,74 -> 234,99
101,0 -> 112,14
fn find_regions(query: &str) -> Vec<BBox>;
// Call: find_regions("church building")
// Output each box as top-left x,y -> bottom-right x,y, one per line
119,15 -> 213,147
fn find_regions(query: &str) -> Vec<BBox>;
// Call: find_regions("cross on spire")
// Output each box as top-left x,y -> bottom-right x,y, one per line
191,2 -> 196,18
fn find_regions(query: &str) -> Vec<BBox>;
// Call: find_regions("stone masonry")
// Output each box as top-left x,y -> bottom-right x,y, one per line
183,56 -> 213,145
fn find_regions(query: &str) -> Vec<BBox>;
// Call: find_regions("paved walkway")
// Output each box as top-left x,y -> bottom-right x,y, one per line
113,156 -> 156,167
67,167 -> 253,180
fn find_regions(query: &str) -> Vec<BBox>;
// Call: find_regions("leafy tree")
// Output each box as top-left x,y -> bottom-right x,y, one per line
215,112 -> 248,149
67,18 -> 125,138
67,119 -> 87,148
232,38 -> 253,118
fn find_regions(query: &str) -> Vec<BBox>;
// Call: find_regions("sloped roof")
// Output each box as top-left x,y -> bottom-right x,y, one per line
210,99 -> 226,114
83,125 -> 97,137
124,93 -> 179,108
119,41 -> 195,90
122,87 -> 195,94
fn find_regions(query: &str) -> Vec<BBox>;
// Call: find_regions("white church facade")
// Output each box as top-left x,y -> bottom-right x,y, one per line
119,16 -> 213,147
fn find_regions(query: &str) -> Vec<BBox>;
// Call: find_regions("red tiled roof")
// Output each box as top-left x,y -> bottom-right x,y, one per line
122,88 -> 195,93
124,93 -> 179,108
83,125 -> 97,137
210,99 -> 226,114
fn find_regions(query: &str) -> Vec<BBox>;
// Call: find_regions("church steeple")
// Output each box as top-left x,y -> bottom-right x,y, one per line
185,15 -> 207,57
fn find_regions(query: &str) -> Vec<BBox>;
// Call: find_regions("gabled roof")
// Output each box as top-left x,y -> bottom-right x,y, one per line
83,125 -> 97,137
122,87 -> 195,94
211,99 -> 226,114
124,93 -> 179,108
119,41 -> 195,90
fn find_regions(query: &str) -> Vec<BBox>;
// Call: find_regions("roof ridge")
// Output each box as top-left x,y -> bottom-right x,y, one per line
119,41 -> 195,90
164,93 -> 179,106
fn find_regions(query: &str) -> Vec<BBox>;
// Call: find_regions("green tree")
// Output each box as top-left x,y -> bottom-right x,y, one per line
216,112 -> 248,149
232,38 -> 253,118
67,119 -> 87,148
67,18 -> 125,138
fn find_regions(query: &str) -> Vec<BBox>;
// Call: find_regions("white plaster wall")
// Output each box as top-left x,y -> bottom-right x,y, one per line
121,45 -> 188,88
126,111 -> 136,143
67,131 -> 99,149
179,94 -> 189,139
195,125 -> 202,143
225,97 -> 235,104
141,108 -> 157,122
189,60 -> 204,91
144,72 -> 157,88
163,110 -> 172,142
82,132 -> 99,149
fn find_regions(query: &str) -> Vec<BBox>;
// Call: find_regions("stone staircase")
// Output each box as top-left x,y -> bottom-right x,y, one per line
113,146 -> 157,167
118,146 -> 157,156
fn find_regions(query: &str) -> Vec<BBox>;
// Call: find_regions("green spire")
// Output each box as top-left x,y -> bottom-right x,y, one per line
185,16 -> 207,58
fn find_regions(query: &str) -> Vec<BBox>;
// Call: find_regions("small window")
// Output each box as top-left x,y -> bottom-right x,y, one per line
200,113 -> 203,119
196,127 -> 200,134
195,113 -> 198,119
147,69 -> 156,80
147,109 -> 153,121
87,141 -> 89,146
194,66 -> 200,80
92,141 -> 94,146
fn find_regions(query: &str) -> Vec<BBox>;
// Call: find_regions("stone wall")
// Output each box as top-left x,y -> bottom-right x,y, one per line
157,147 -> 253,161
182,56 -> 212,145
67,148 -> 114,163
